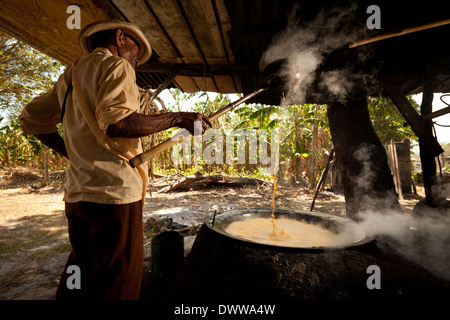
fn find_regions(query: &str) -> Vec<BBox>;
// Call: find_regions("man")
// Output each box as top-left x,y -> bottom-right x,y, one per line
19,20 -> 211,300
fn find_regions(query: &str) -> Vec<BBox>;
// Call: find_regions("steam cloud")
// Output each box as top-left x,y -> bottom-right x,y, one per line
259,3 -> 371,104
351,144 -> 450,281
356,206 -> 450,281
260,4 -> 450,281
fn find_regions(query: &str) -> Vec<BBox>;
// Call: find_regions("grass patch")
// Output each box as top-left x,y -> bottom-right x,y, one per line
0,228 -> 68,256
0,268 -> 30,291
28,242 -> 71,262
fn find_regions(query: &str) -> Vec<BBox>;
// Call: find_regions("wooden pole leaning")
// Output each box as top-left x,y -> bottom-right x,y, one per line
349,19 -> 450,48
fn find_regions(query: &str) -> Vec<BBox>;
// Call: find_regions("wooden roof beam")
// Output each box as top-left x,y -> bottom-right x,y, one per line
211,0 -> 237,92
381,74 -> 443,157
174,0 -> 219,92
137,62 -> 259,77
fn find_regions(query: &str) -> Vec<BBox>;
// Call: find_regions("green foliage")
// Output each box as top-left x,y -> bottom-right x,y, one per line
166,88 -> 200,112
442,142 -> 450,156
367,96 -> 418,145
227,101 -> 331,183
0,31 -> 64,169
0,30 -> 63,121
442,142 -> 450,172
0,117 -> 40,165
152,91 -> 334,185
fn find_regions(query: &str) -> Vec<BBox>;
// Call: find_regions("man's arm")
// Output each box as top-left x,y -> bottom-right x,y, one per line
33,112 -> 211,158
34,133 -> 69,159
106,112 -> 212,138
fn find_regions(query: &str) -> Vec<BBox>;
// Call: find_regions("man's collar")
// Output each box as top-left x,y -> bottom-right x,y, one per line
92,47 -> 112,56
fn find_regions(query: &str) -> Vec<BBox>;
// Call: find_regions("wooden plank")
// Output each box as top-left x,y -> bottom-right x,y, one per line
192,76 -> 217,92
110,0 -> 180,58
181,57 -> 209,64
112,0 -> 233,65
151,56 -> 233,67
422,105 -> 450,120
137,62 -> 258,76
390,141 -> 403,200
179,0 -> 225,58
174,75 -> 201,92
176,74 -> 236,94
211,0 -> 237,92
141,0 -> 203,59
0,0 -> 112,64
381,75 -> 443,157
213,0 -> 233,59
213,75 -> 241,93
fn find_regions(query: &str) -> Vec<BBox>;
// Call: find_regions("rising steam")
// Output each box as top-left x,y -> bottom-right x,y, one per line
260,3 -> 450,281
351,144 -> 450,281
259,3 -> 370,104
356,206 -> 450,281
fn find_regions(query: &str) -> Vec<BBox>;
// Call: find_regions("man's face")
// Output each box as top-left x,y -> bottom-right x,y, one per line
117,30 -> 139,69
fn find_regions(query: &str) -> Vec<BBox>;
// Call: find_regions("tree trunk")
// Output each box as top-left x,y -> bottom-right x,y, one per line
327,94 -> 401,220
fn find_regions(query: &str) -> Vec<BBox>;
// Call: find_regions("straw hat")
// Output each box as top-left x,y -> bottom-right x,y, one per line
78,20 -> 152,65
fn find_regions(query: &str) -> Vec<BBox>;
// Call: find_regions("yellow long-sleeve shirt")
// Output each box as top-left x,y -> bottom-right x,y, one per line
19,48 -> 148,205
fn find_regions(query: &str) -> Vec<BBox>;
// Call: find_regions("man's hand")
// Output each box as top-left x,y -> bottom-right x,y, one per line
177,112 -> 212,135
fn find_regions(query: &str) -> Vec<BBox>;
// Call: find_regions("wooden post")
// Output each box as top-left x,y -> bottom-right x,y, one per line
395,139 -> 413,195
390,141 -> 403,200
307,104 -> 319,188
310,148 -> 334,211
419,80 -> 446,207
381,75 -> 443,157
44,146 -> 49,183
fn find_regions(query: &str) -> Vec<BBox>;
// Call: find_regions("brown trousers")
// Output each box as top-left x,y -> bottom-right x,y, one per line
56,200 -> 144,300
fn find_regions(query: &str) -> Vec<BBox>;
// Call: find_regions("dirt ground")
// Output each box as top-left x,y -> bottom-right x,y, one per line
0,166 -> 424,300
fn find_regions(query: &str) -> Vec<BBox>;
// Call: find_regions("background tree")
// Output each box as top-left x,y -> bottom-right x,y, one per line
367,96 -> 419,146
0,30 -> 63,120
0,30 -> 64,169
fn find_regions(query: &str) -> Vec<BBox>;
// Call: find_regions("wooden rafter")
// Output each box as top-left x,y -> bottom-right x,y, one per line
381,75 -> 444,157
